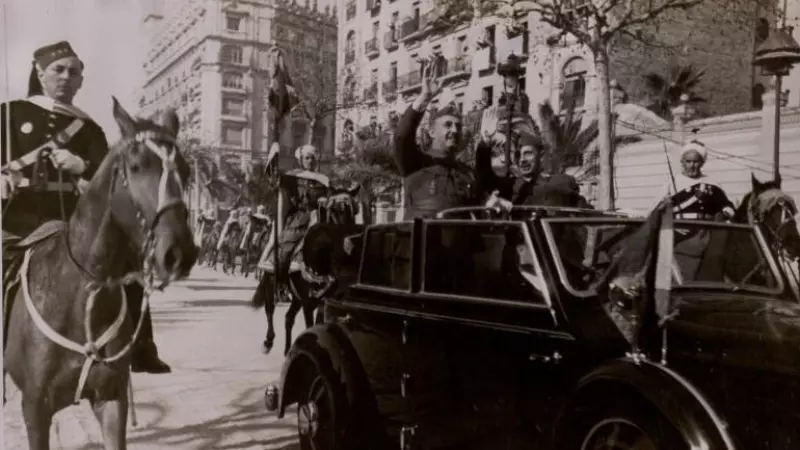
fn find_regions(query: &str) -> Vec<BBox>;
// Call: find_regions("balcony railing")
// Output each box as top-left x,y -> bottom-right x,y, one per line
398,16 -> 420,41
365,38 -> 380,58
384,29 -> 398,51
444,55 -> 471,79
398,70 -> 422,92
345,50 -> 356,65
398,12 -> 448,43
346,1 -> 356,20
363,84 -> 378,102
382,79 -> 398,99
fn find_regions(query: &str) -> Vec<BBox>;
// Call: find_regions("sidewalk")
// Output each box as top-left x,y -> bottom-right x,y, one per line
3,267 -> 299,450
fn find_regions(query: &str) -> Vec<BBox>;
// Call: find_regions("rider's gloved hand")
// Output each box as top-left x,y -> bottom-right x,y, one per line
50,148 -> 86,175
0,170 -> 22,199
484,190 -> 513,212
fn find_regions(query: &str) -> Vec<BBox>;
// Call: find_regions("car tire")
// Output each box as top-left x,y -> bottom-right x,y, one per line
294,353 -> 364,450
556,396 -> 687,450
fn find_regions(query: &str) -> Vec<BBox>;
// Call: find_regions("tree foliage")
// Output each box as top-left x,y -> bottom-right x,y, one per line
643,64 -> 706,120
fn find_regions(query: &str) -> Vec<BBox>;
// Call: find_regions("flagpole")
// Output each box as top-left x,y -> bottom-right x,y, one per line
272,50 -> 282,307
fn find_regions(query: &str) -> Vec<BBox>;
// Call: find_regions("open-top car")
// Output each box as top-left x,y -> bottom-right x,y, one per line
265,205 -> 800,450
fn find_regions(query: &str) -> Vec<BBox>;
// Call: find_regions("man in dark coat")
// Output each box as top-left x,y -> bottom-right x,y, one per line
395,57 -> 478,219
1,40 -> 170,373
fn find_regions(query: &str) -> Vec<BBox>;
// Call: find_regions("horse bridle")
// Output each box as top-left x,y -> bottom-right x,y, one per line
749,191 -> 798,261
60,130 -> 187,291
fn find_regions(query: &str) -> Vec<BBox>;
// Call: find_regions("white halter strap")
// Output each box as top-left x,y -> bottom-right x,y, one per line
134,131 -> 185,215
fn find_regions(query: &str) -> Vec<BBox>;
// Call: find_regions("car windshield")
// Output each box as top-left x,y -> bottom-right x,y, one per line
541,218 -> 783,296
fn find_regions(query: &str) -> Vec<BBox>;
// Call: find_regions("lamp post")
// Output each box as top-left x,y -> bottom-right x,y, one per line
752,26 -> 800,181
497,54 -> 525,179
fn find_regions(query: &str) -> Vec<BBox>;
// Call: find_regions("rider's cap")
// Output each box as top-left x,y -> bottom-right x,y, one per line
33,41 -> 80,70
295,144 -> 318,160
517,132 -> 540,150
680,140 -> 707,162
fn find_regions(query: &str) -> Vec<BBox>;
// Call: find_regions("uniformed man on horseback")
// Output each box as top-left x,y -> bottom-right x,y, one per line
1,41 -> 171,374
658,140 -> 736,220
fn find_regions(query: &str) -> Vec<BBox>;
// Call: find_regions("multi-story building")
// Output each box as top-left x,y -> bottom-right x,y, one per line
335,0 -> 772,149
139,0 -> 338,169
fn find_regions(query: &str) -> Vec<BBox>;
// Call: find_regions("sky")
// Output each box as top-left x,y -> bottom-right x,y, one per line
0,0 -> 147,143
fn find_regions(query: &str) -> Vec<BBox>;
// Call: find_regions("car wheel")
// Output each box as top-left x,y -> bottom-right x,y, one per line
297,368 -> 341,450
560,399 -> 686,450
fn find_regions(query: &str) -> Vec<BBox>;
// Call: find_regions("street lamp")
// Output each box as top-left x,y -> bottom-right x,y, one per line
497,54 -> 526,179
752,26 -> 800,181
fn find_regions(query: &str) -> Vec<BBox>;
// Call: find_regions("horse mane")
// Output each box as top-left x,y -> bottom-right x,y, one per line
738,183 -> 796,224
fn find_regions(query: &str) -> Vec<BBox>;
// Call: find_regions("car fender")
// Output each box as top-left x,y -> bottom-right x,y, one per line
275,322 -> 368,419
564,358 -> 737,450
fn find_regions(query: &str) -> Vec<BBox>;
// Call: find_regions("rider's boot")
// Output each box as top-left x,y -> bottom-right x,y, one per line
125,283 -> 172,374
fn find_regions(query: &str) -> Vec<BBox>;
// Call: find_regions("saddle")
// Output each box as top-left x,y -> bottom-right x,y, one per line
3,220 -> 66,350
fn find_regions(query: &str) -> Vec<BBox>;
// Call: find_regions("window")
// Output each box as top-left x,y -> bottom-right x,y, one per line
222,96 -> 244,115
482,85 -> 494,106
225,14 -> 241,32
561,57 -> 587,109
360,223 -> 414,290
220,44 -> 243,64
423,222 -> 542,302
345,30 -> 356,63
222,124 -> 244,146
390,61 -> 398,82
222,72 -> 243,89
372,21 -> 379,37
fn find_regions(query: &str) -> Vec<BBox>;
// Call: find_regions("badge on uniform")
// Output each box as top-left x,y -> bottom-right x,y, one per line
20,122 -> 33,134
428,179 -> 437,195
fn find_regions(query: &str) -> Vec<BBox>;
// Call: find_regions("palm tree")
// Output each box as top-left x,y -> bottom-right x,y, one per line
327,125 -> 402,223
643,64 -> 706,120
535,101 -> 641,181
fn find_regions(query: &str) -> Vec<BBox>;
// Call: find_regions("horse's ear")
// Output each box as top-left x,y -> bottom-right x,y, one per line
112,97 -> 136,137
160,108 -> 180,138
751,173 -> 765,192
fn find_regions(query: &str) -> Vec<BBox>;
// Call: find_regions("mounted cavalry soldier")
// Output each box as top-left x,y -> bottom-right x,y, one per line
659,140 -> 736,221
1,40 -> 171,374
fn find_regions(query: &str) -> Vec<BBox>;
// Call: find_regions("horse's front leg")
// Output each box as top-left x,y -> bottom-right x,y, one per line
21,397 -> 53,450
90,388 -> 129,450
260,274 -> 277,354
285,277 -> 305,356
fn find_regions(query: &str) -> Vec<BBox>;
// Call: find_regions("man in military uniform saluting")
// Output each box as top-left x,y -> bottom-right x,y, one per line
1,41 -> 171,373
394,56 -> 478,219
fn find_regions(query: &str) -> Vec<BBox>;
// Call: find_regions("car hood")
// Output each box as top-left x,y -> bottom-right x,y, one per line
669,293 -> 800,375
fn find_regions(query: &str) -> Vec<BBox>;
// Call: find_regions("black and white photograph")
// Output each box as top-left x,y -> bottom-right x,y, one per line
2,0 -> 800,448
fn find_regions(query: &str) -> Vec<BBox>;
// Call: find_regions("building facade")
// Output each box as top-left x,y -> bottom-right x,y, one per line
335,0 -> 772,150
140,0 -> 338,168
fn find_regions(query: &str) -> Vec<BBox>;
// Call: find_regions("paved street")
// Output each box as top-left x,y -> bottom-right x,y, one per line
3,266 -> 300,450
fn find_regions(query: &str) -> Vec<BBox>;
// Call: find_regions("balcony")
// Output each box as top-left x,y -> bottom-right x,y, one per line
443,55 -> 471,80
367,0 -> 381,17
384,29 -> 398,51
382,79 -> 398,100
365,38 -> 380,59
398,12 -> 448,43
346,1 -> 356,20
345,50 -> 356,65
398,70 -> 421,93
398,16 -> 420,41
363,84 -> 378,103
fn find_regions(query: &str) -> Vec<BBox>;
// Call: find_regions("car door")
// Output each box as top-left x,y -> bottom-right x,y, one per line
397,219 -> 573,446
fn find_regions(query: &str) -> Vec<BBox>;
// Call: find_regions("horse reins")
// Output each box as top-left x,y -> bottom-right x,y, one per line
19,130 -> 186,405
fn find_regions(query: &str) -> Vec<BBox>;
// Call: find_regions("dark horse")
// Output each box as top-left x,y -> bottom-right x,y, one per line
250,186 -> 361,355
219,218 -> 244,274
735,174 -> 800,261
3,99 -> 196,450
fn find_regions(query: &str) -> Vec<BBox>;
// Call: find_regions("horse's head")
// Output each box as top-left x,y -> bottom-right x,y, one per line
110,98 -> 196,284
322,185 -> 360,225
744,173 -> 800,260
